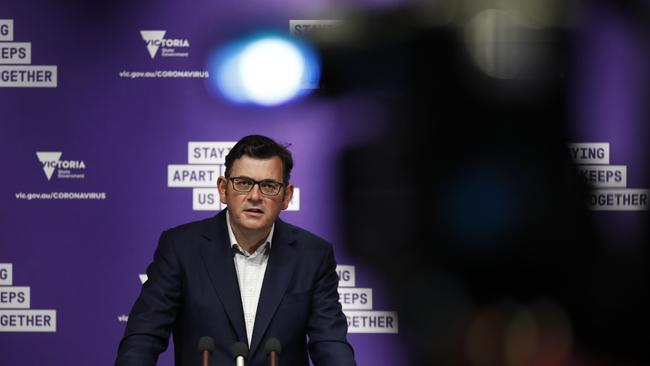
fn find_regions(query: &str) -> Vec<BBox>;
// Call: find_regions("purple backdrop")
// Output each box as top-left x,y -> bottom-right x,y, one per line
0,0 -> 407,364
1,0 -> 647,365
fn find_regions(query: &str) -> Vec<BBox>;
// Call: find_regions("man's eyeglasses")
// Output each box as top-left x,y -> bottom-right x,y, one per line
228,177 -> 286,196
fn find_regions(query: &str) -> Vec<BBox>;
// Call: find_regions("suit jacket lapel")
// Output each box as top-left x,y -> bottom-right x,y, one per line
249,219 -> 298,356
199,210 -> 247,343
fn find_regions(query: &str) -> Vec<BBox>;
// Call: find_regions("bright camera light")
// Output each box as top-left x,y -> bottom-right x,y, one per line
207,34 -> 320,106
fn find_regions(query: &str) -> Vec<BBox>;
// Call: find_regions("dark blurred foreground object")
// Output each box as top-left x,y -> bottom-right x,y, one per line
311,1 -> 648,365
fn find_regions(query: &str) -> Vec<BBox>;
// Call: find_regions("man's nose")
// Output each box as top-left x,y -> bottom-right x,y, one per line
246,183 -> 263,200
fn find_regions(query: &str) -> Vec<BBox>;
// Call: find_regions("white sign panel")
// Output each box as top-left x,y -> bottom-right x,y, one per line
336,265 -> 356,287
290,19 -> 341,36
568,143 -> 610,164
193,188 -> 221,211
0,65 -> 57,87
0,263 -> 12,285
589,189 -> 649,211
339,288 -> 372,310
345,310 -> 398,333
188,142 -> 236,164
0,20 -> 13,41
0,287 -> 30,308
168,165 -> 219,187
576,165 -> 626,188
0,310 -> 56,332
0,42 -> 31,64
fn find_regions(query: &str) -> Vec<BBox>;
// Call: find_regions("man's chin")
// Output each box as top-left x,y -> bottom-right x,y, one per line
240,218 -> 270,232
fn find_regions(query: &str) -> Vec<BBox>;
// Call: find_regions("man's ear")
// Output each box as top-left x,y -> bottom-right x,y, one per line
281,183 -> 294,210
217,176 -> 228,204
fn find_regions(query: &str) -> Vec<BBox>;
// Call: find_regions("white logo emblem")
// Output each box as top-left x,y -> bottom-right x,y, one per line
35,151 -> 86,180
36,151 -> 62,180
140,30 -> 166,59
140,30 -> 190,59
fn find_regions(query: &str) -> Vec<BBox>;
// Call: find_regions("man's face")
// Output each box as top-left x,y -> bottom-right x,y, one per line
218,155 -> 293,236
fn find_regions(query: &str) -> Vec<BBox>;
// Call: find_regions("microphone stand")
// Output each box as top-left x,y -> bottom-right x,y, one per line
202,349 -> 210,366
268,352 -> 279,366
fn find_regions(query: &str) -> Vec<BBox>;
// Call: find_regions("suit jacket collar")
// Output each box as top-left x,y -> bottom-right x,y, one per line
199,209 -> 299,357
250,214 -> 298,356
199,210 -> 246,343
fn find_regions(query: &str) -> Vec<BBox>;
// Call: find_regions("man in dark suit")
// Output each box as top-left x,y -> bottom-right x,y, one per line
116,135 -> 355,365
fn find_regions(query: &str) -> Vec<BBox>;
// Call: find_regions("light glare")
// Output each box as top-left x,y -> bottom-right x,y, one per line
207,34 -> 320,107
239,39 -> 306,106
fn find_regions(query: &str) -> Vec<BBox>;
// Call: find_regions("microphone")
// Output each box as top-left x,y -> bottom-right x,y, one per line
264,337 -> 282,366
231,341 -> 249,366
198,336 -> 215,366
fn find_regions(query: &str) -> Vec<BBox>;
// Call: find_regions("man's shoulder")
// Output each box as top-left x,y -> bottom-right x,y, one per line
279,220 -> 332,251
161,215 -> 220,241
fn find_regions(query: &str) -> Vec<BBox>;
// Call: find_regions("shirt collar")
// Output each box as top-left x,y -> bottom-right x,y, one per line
226,210 -> 274,256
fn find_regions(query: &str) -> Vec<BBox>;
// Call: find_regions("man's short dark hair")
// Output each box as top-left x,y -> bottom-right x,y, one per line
224,135 -> 294,183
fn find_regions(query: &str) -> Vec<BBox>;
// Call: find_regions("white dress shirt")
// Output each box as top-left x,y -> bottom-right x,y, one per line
226,213 -> 274,346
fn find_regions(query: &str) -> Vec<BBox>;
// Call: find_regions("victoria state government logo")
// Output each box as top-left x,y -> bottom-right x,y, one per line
36,151 -> 86,180
140,30 -> 190,59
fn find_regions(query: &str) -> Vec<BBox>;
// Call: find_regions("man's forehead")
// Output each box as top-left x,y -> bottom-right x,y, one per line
230,155 -> 284,179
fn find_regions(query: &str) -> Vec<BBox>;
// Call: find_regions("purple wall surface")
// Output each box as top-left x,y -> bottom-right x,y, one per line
570,3 -> 649,245
1,1 -> 647,365
0,1 -> 405,364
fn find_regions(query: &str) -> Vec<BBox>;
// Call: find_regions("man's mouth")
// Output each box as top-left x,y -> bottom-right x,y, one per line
244,208 -> 264,214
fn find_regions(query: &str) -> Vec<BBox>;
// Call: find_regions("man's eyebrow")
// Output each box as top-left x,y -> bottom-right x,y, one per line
232,176 -> 282,182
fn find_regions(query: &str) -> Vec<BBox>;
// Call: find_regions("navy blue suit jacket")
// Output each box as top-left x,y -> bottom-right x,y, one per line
116,210 -> 355,365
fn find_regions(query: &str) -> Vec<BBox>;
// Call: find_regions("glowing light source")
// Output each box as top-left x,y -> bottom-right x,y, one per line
207,34 -> 320,106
